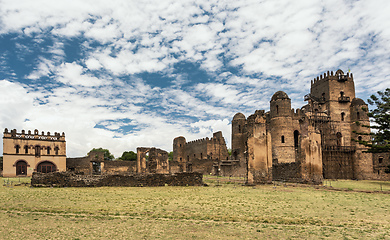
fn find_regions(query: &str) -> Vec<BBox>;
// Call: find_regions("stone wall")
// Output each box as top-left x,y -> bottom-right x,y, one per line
272,162 -> 301,183
31,172 -> 203,187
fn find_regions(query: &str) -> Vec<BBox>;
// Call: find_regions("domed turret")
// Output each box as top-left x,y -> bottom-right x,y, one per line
233,112 -> 246,121
271,91 -> 290,101
350,98 -> 366,107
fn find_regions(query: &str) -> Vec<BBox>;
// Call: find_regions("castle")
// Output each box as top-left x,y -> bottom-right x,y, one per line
173,69 -> 386,183
2,69 -> 389,182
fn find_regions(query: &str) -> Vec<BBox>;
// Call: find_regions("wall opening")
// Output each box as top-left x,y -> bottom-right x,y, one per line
341,112 -> 345,121
357,112 -> 360,120
15,145 -> 20,154
16,160 -> 27,176
35,145 -> 41,157
281,135 -> 285,143
379,157 -> 383,164
336,132 -> 342,146
294,130 -> 299,149
276,105 -> 279,114
37,161 -> 56,173
24,145 -> 29,154
47,147 -> 51,155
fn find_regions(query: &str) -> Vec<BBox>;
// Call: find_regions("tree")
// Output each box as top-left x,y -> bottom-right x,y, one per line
168,151 -> 173,161
359,88 -> 390,153
119,151 -> 137,161
89,148 -> 115,161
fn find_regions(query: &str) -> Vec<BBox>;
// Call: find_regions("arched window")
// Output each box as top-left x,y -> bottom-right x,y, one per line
24,145 -> 29,154
15,145 -> 20,154
341,112 -> 345,121
276,105 -> 279,114
238,125 -> 241,133
36,161 -> 56,173
336,132 -> 342,146
16,160 -> 27,176
357,112 -> 360,120
35,145 -> 41,157
340,91 -> 344,97
54,146 -> 59,155
358,136 -> 362,141
294,130 -> 299,149
281,135 -> 285,143
47,147 -> 51,155
200,153 -> 203,159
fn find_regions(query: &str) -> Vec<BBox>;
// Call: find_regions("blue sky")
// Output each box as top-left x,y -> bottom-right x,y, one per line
1,0 -> 389,157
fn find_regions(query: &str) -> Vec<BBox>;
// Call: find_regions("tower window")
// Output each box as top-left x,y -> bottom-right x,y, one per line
340,91 -> 344,97
24,145 -> 28,154
54,146 -> 59,155
379,157 -> 383,164
238,125 -> 241,133
15,145 -> 20,154
281,135 -> 285,143
276,105 -> 279,114
357,112 -> 360,120
341,112 -> 345,121
35,145 -> 41,157
336,132 -> 342,146
294,130 -> 299,149
358,136 -> 362,141
47,147 -> 51,155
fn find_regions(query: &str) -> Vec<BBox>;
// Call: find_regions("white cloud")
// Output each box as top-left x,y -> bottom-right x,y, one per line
1,0 -> 390,158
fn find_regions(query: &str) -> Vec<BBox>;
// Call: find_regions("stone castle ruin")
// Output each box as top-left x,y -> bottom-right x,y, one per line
2,69 -> 390,185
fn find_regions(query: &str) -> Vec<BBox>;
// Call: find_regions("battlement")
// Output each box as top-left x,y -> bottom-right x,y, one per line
185,131 -> 225,146
311,70 -> 353,86
3,128 -> 65,141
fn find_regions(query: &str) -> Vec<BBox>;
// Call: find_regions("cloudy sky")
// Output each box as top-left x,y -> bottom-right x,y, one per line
1,0 -> 389,158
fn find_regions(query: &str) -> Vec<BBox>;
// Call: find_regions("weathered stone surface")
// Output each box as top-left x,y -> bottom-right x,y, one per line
31,171 -> 203,187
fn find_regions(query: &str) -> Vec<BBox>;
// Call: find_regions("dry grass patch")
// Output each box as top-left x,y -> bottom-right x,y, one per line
1,177 -> 389,239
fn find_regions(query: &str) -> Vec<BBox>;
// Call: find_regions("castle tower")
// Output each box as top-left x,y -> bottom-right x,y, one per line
173,136 -> 186,169
269,91 -> 295,163
310,70 -> 355,146
350,98 -> 373,179
231,112 -> 246,165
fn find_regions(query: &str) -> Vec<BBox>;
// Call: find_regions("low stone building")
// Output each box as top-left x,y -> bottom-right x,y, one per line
67,151 -> 137,175
2,128 -> 66,177
172,131 -> 233,175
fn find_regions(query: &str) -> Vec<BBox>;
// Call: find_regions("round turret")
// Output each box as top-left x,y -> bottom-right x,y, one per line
173,136 -> 186,162
233,112 -> 246,121
271,91 -> 290,101
270,91 -> 291,118
350,98 -> 366,107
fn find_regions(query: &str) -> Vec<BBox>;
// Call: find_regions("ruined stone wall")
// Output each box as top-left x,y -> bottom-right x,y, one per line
272,162 -> 301,182
103,161 -> 136,174
31,172 -> 203,187
137,147 -> 169,174
246,112 -> 272,184
185,139 -> 208,162
300,131 -> 323,184
372,152 -> 390,180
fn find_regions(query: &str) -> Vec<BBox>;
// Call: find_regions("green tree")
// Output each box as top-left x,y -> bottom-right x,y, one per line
119,151 -> 137,161
168,151 -> 173,161
359,88 -> 390,153
89,148 -> 115,161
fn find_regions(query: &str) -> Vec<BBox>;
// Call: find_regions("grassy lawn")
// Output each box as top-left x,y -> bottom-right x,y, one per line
1,177 -> 389,239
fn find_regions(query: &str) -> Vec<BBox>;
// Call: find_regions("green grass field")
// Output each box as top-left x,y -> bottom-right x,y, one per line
1,177 -> 390,239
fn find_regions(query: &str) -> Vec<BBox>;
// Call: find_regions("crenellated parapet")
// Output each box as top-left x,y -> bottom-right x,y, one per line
311,69 -> 353,86
4,128 -> 66,141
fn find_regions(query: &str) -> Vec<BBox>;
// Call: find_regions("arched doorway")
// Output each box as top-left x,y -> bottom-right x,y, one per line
16,160 -> 27,176
36,161 -> 57,173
